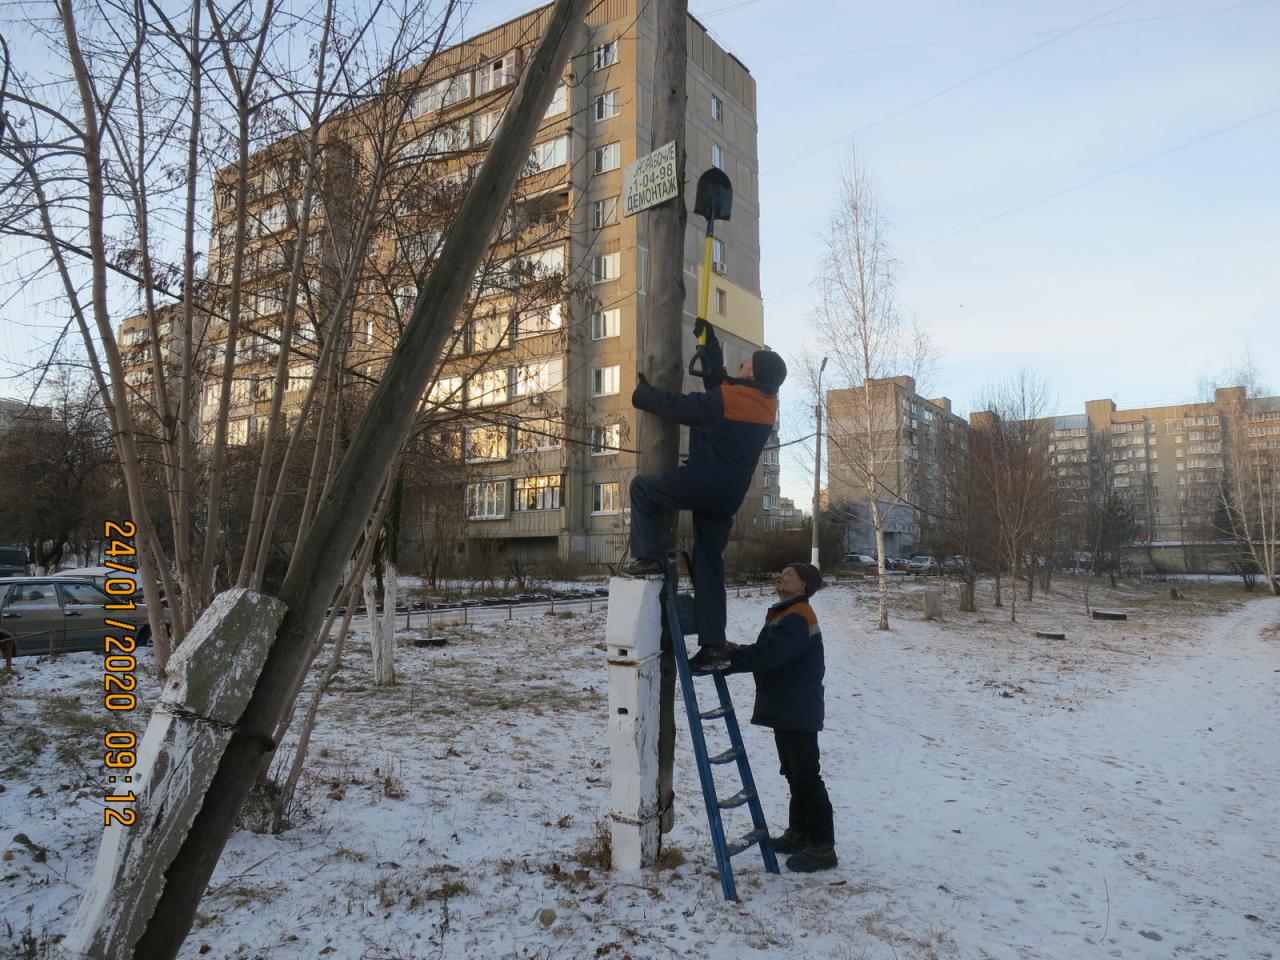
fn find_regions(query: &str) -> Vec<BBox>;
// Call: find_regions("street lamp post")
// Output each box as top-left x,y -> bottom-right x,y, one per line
811,356 -> 828,568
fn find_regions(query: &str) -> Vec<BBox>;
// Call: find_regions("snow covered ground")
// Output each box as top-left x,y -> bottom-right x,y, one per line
3,577 -> 1277,959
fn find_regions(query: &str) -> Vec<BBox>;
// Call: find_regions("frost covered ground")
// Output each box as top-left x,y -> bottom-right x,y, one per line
3,576 -> 1278,959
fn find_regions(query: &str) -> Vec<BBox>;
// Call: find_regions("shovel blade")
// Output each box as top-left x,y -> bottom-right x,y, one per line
694,168 -> 732,223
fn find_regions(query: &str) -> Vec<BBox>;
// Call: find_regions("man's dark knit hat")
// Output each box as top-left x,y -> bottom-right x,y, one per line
787,562 -> 824,598
752,350 -> 787,390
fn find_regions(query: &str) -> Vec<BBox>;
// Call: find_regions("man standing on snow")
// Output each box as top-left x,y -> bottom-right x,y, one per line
723,561 -> 836,872
621,319 -> 786,674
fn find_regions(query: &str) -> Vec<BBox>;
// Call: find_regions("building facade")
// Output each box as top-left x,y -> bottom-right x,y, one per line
117,2 -> 771,572
826,376 -> 968,557
825,376 -> 1280,559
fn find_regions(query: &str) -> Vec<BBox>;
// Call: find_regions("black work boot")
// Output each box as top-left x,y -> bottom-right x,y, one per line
619,558 -> 662,578
769,830 -> 807,855
688,646 -> 731,674
786,843 -> 838,873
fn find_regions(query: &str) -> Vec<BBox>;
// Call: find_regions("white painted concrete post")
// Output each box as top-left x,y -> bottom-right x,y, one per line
605,576 -> 664,870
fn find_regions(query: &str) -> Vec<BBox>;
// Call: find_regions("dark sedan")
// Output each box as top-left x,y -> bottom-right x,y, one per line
0,577 -> 151,657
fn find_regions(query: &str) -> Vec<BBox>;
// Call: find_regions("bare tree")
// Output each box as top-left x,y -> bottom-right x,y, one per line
971,372 -> 1058,622
0,373 -> 117,570
814,148 -> 930,630
1214,382 -> 1279,595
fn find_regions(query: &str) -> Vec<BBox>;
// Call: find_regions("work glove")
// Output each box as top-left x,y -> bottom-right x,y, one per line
693,317 -> 717,343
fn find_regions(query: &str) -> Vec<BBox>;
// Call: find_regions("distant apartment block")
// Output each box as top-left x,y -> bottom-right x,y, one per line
826,376 -> 1280,556
826,376 -> 968,557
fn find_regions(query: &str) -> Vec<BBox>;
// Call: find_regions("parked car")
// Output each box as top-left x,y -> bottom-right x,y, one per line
884,557 -> 909,572
840,553 -> 877,571
906,555 -> 940,575
0,546 -> 28,577
0,576 -> 151,657
941,555 -> 970,575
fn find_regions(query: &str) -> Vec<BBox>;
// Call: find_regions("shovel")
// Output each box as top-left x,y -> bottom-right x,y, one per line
689,167 -> 732,376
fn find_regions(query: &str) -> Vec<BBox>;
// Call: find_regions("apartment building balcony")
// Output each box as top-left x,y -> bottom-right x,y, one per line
468,507 -> 565,538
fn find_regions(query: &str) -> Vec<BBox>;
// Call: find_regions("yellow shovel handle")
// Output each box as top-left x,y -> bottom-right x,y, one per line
697,233 -> 713,341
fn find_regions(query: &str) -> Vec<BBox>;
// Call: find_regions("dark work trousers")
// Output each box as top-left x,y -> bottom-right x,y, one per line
629,471 -> 735,646
774,729 -> 835,847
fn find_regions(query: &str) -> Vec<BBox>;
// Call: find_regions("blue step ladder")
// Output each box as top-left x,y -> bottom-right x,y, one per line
660,550 -> 779,901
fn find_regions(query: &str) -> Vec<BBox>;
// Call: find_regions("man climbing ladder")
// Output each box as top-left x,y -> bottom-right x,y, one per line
621,320 -> 787,673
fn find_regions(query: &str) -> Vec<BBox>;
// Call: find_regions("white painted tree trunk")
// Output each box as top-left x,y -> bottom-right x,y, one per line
364,562 -> 397,687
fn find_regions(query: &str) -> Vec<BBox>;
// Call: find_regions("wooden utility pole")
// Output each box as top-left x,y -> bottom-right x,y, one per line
636,0 -> 688,839
97,3 -> 593,956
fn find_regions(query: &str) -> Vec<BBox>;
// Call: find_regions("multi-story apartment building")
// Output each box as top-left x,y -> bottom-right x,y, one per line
825,376 -> 1280,559
826,376 -> 968,557
117,2 -> 770,572
1050,388 -> 1280,544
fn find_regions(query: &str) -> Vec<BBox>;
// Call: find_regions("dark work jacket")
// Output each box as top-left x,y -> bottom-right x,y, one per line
724,595 -> 825,732
630,340 -> 777,514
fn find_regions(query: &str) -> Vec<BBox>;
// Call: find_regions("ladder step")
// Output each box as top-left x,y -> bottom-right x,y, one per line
708,746 -> 741,765
717,787 -> 756,810
726,828 -> 768,858
699,704 -> 732,721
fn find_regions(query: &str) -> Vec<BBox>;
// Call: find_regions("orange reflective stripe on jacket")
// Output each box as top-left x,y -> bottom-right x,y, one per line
721,383 -> 777,425
766,600 -> 819,636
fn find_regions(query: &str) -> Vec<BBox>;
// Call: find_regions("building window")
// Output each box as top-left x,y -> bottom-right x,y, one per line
711,94 -> 723,121
523,245 -> 565,280
592,196 -> 619,229
593,481 -> 621,513
466,367 -> 510,407
467,479 -> 508,519
591,308 -> 620,340
593,39 -> 619,70
476,54 -> 518,95
525,135 -> 568,176
227,418 -> 249,445
594,90 -> 621,121
591,422 -> 622,456
470,312 -> 510,352
715,288 -> 727,315
545,84 -> 566,117
514,417 -> 562,452
711,143 -> 723,168
410,73 -> 472,117
427,374 -> 462,406
465,424 -> 509,462
513,358 -> 564,397
594,142 -> 621,174
474,109 -> 503,142
592,365 -> 621,397
515,303 -> 563,339
592,252 -> 621,283
711,238 -> 725,272
513,475 -> 562,511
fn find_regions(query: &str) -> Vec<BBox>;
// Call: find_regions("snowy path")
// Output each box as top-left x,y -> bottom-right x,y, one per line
810,593 -> 1280,959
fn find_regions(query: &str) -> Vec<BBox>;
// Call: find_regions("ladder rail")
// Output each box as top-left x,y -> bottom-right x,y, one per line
660,550 -> 779,902
712,671 -> 780,874
661,558 -> 738,901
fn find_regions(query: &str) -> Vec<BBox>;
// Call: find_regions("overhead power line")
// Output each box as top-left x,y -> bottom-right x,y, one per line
762,0 -> 1142,176
901,104 -> 1280,254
